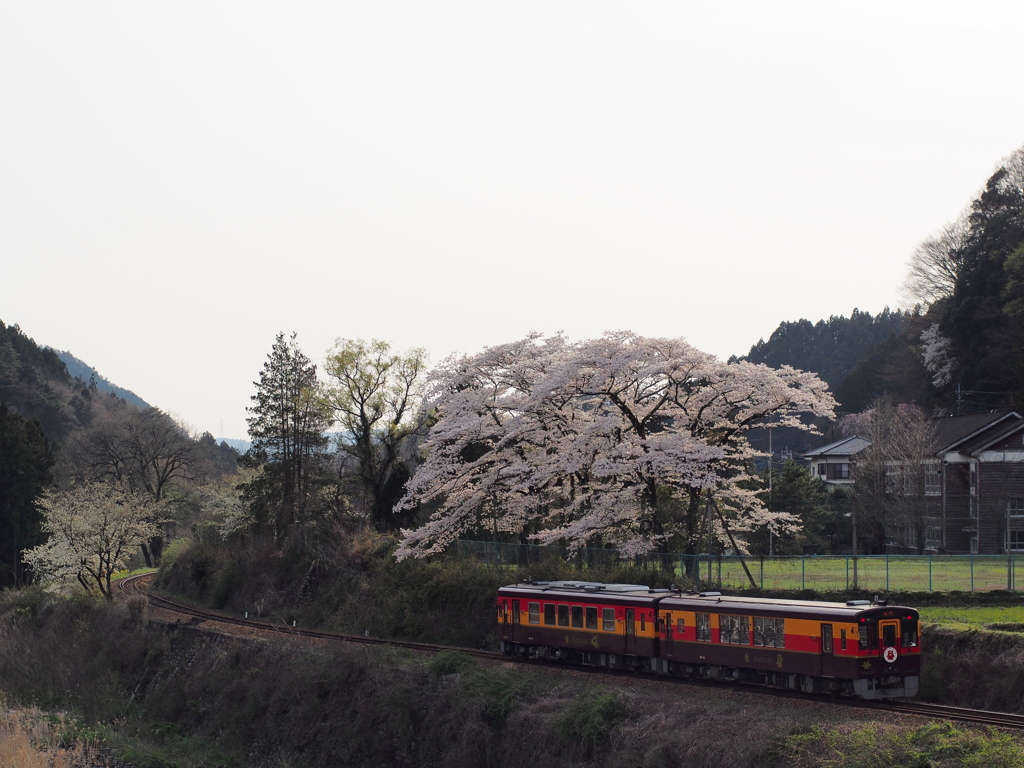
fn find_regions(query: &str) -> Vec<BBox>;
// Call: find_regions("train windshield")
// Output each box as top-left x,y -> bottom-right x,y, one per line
901,615 -> 919,647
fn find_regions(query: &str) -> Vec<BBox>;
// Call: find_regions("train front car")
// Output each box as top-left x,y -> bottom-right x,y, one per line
496,581 -> 665,671
846,601 -> 921,699
654,593 -> 920,699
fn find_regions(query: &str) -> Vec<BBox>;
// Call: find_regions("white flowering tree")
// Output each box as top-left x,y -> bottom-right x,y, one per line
23,483 -> 163,600
920,323 -> 957,388
394,332 -> 835,561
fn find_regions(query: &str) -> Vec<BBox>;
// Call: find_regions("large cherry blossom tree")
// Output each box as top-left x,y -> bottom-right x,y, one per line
394,332 -> 835,560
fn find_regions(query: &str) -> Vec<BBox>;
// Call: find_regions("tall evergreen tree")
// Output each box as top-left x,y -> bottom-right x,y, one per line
0,403 -> 53,586
241,333 -> 331,541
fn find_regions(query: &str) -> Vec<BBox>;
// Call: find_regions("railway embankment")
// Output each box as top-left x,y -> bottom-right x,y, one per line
5,532 -> 1024,766
4,586 -> 1023,768
920,625 -> 1024,712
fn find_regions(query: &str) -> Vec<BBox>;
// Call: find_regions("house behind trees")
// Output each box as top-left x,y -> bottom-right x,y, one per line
805,410 -> 1024,555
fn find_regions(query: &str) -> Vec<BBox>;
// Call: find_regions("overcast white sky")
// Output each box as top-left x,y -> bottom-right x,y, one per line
2,2 -> 1023,439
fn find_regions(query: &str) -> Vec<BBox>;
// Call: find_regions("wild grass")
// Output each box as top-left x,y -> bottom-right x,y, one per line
771,721 -> 1024,767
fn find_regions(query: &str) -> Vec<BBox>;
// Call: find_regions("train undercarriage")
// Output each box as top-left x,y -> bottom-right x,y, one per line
500,640 -> 918,700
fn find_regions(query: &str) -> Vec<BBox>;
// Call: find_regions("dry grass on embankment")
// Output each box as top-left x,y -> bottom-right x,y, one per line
2,588 -> 1024,767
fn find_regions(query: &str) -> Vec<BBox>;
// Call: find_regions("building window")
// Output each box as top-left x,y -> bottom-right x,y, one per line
818,463 -> 826,476
834,463 -> 850,480
753,617 -> 785,648
1010,531 -> 1024,552
1009,499 -> 1024,518
885,463 -> 899,493
528,602 -> 540,624
719,614 -> 749,645
924,462 -> 941,496
696,613 -> 710,642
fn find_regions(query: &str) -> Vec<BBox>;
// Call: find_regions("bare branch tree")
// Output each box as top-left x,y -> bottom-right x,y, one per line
901,217 -> 970,308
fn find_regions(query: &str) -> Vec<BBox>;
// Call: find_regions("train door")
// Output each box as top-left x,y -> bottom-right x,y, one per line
880,619 -> 900,666
662,611 -> 674,658
498,599 -> 511,641
820,623 -> 835,677
625,608 -> 636,655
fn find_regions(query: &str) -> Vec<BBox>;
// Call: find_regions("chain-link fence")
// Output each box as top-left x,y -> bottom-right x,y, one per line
453,539 -> 1024,592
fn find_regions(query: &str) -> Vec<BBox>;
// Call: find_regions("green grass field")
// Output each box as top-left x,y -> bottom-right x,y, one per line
703,555 -> 1024,593
918,604 -> 1024,631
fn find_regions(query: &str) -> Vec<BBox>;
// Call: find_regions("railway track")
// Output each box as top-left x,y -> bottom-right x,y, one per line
118,572 -> 502,662
119,572 -> 1024,731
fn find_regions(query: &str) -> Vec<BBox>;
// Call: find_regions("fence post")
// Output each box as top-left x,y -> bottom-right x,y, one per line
801,556 -> 806,590
928,555 -> 933,592
970,553 -> 975,592
759,556 -> 764,590
845,556 -> 849,591
886,552 -> 890,592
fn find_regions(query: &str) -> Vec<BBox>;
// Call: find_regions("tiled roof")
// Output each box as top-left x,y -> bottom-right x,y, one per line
803,435 -> 872,458
929,410 -> 1022,454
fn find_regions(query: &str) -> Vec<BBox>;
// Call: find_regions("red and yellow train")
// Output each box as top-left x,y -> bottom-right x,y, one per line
497,580 -> 920,699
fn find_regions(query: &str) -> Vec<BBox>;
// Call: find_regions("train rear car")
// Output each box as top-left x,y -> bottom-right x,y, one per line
497,581 -> 665,670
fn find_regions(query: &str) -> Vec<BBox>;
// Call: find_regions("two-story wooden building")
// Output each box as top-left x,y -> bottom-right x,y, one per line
804,411 -> 1024,554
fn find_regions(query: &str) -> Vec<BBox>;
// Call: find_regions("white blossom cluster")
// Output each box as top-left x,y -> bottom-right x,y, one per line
394,332 -> 834,559
920,323 -> 957,388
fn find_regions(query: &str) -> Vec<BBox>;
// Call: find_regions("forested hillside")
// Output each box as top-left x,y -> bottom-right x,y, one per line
742,308 -> 906,391
55,349 -> 149,409
0,319 -> 239,588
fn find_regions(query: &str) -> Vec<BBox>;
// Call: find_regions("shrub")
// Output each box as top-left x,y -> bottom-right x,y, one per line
555,691 -> 626,752
427,650 -> 475,676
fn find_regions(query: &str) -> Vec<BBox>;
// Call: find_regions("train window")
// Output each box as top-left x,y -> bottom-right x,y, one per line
544,604 -> 556,625
676,617 -> 685,634
821,624 -> 833,653
883,623 -> 897,647
626,609 -> 635,636
719,614 -> 749,645
585,607 -> 598,630
512,600 -> 520,624
754,617 -> 784,648
602,608 -> 616,631
858,619 -> 878,650
558,605 -> 570,627
571,606 -> 584,628
528,602 -> 540,625
840,629 -> 847,650
640,613 -> 646,632
902,620 -> 918,647
696,613 -> 710,642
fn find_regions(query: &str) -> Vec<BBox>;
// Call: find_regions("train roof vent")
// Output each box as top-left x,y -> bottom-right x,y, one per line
583,584 -> 603,591
698,591 -> 722,597
603,584 -> 653,592
846,600 -> 871,606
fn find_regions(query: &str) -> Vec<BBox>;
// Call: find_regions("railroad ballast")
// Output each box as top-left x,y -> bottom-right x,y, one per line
497,581 -> 920,699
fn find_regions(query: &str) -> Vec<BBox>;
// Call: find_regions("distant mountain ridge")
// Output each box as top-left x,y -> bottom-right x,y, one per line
53,349 -> 150,409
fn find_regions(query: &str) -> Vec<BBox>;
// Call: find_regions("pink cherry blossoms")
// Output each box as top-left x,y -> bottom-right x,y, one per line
394,332 -> 835,560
